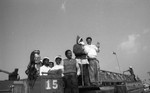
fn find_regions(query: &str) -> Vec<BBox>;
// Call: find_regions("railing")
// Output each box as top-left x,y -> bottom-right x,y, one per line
0,85 -> 14,93
0,90 -> 12,93
99,70 -> 135,84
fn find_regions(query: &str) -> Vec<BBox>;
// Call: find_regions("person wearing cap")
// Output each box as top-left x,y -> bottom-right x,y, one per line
84,37 -> 100,86
73,35 -> 90,86
39,57 -> 51,76
63,49 -> 80,93
128,66 -> 134,75
51,55 -> 64,76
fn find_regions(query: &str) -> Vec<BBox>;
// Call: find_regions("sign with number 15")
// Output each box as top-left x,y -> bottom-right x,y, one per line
45,79 -> 58,90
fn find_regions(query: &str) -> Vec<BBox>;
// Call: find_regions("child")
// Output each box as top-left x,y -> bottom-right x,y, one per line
63,50 -> 80,93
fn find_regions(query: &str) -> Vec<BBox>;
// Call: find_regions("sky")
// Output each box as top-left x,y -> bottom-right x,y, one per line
0,0 -> 150,82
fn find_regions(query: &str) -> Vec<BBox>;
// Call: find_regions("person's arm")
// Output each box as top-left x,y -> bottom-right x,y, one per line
96,42 -> 100,53
42,72 -> 48,75
61,66 -> 64,77
61,66 -> 64,74
81,45 -> 87,55
56,66 -> 64,77
84,45 -> 88,54
123,69 -> 130,74
97,47 -> 100,53
39,67 -> 42,76
76,62 -> 80,76
17,75 -> 20,80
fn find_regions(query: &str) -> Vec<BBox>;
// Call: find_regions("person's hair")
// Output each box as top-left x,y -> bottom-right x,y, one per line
28,50 -> 40,68
43,58 -> 49,65
15,68 -> 18,71
33,50 -> 40,55
55,57 -> 62,62
49,62 -> 54,67
65,49 -> 71,56
50,62 -> 54,65
86,37 -> 92,41
30,51 -> 36,64
14,68 -> 19,73
25,50 -> 40,81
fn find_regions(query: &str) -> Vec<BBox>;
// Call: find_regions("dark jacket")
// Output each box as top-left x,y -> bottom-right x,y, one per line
73,36 -> 87,59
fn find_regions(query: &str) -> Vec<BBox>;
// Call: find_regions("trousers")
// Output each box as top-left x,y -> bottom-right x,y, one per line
78,64 -> 90,86
88,58 -> 100,85
64,73 -> 79,93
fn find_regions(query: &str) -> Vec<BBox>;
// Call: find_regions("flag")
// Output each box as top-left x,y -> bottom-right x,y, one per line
113,51 -> 116,55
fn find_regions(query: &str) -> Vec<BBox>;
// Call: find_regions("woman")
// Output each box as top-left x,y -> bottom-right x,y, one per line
25,50 -> 41,87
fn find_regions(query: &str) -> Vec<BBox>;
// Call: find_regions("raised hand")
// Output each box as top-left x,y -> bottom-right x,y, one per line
96,42 -> 100,48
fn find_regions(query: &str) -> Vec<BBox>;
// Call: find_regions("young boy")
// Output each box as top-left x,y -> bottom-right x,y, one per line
63,50 -> 80,93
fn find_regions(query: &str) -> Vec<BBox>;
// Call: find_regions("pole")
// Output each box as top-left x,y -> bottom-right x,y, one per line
113,52 -> 121,73
81,63 -> 84,86
115,54 -> 121,73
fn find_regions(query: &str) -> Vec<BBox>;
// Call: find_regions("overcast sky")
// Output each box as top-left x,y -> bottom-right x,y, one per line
0,0 -> 150,81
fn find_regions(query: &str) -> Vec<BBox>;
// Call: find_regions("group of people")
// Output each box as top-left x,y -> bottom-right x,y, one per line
25,36 -> 100,93
39,55 -> 64,76
73,36 -> 100,87
25,50 -> 63,79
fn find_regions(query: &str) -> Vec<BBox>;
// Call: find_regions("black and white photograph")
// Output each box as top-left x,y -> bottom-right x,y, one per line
0,0 -> 150,93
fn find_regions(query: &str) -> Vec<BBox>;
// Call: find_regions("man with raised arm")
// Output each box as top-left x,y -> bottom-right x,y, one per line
84,37 -> 100,86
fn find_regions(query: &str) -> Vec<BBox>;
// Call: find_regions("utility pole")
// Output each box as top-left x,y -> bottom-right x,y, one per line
113,51 -> 121,73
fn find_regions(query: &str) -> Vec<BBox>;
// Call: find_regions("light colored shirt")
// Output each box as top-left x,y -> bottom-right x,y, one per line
76,59 -> 89,64
40,65 -> 50,76
84,44 -> 98,58
51,65 -> 64,76
51,65 -> 64,71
